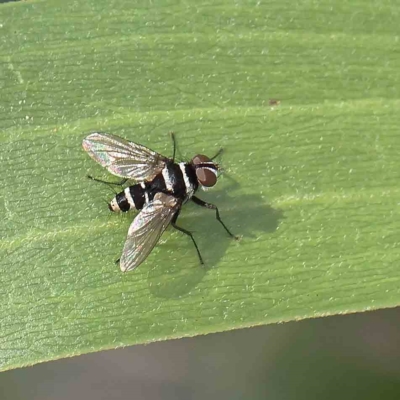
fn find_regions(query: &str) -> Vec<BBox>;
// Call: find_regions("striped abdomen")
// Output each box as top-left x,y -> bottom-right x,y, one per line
109,184 -> 148,212
108,162 -> 198,212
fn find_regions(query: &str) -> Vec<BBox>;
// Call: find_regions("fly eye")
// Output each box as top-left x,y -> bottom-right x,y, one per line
192,154 -> 212,165
196,167 -> 217,187
192,154 -> 218,187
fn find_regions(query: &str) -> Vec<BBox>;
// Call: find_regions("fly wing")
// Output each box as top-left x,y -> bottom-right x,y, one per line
120,193 -> 180,272
82,132 -> 168,181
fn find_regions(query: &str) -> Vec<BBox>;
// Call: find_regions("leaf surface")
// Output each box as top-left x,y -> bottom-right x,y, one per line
1,0 -> 399,370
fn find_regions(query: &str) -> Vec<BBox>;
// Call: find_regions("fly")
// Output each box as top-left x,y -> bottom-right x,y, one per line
82,132 -> 237,272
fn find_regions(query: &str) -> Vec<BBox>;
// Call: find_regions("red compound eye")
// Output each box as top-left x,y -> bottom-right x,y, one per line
191,154 -> 218,187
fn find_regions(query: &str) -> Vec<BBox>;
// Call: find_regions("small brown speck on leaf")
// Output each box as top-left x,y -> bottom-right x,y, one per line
269,99 -> 280,106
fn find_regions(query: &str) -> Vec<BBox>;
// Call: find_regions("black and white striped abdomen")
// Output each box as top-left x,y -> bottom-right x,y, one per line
109,184 -> 149,212
108,162 -> 198,212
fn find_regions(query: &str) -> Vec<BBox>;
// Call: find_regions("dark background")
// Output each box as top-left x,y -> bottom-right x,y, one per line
2,307 -> 400,399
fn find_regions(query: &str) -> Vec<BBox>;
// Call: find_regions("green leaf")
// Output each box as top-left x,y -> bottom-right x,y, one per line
1,0 -> 399,371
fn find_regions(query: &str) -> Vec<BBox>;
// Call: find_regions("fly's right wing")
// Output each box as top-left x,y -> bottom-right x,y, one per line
120,193 -> 180,272
82,132 -> 168,182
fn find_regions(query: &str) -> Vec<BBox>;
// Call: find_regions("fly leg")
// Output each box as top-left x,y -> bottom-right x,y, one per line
171,210 -> 204,265
170,132 -> 177,162
191,196 -> 238,240
87,175 -> 128,186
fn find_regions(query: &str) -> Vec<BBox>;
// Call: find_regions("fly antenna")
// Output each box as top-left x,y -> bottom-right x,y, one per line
211,148 -> 223,160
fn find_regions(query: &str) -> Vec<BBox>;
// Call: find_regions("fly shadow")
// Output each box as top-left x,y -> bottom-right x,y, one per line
147,183 -> 284,298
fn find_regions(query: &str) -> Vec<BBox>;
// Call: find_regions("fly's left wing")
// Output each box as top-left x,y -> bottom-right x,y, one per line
120,193 -> 180,272
82,132 -> 168,182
